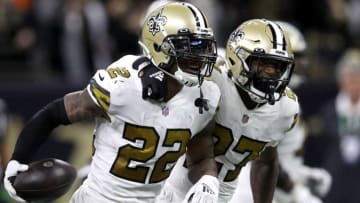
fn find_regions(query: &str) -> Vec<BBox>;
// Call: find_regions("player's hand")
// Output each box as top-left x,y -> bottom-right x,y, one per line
292,184 -> 322,203
299,166 -> 332,197
307,168 -> 332,197
3,160 -> 29,202
183,175 -> 219,203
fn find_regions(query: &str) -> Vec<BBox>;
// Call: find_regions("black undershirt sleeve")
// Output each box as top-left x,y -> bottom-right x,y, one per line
11,98 -> 71,163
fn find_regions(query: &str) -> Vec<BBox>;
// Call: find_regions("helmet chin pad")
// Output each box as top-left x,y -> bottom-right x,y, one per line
248,81 -> 280,105
174,67 -> 199,87
253,77 -> 277,95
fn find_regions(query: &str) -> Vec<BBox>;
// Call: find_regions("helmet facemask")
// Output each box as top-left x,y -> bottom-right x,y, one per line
233,48 -> 294,104
158,32 -> 217,86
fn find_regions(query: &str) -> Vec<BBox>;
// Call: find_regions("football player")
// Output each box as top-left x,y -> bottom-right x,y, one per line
157,18 -> 299,203
229,21 -> 332,203
273,21 -> 332,203
3,2 -> 221,203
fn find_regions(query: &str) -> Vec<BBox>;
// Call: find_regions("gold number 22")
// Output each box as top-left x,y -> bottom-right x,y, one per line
109,123 -> 191,183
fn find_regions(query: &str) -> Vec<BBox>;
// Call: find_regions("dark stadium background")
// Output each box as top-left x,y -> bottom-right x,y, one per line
1,0 -> 359,202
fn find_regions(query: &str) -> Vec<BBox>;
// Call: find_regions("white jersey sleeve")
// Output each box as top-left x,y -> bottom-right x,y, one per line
87,55 -> 138,112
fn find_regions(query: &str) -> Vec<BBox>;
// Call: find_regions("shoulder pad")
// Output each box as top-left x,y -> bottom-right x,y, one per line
278,88 -> 300,132
132,56 -> 151,70
283,87 -> 298,102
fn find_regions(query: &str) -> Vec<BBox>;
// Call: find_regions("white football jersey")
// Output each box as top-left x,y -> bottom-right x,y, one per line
229,122 -> 306,203
74,55 -> 221,203
213,63 -> 299,202
159,60 -> 299,203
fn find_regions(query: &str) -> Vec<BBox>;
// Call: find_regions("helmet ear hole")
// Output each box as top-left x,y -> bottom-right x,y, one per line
160,41 -> 172,54
229,57 -> 235,66
154,43 -> 161,52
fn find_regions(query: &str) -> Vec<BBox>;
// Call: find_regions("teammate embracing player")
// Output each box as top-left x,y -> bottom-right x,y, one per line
157,18 -> 299,203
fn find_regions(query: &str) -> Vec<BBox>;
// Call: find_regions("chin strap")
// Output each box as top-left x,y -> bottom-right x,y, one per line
194,88 -> 209,114
267,83 -> 276,105
194,71 -> 209,114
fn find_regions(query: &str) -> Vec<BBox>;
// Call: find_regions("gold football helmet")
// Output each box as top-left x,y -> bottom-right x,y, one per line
276,21 -> 307,54
226,19 -> 295,104
139,2 -> 217,87
276,21 -> 308,88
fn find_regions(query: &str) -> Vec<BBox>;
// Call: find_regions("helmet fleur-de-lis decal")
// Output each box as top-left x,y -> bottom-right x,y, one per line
147,8 -> 167,36
228,30 -> 244,50
229,30 -> 244,43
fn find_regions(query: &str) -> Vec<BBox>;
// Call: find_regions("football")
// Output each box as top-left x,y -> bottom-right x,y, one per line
12,158 -> 77,202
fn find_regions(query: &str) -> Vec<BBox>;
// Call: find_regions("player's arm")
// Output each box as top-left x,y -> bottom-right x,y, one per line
186,118 -> 217,181
183,118 -> 219,203
0,136 -> 9,174
11,89 -> 104,163
251,146 -> 279,203
0,100 -> 9,174
3,88 -> 105,202
64,89 -> 108,123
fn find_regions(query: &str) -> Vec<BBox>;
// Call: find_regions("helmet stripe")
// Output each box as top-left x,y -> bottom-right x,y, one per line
186,4 -> 207,28
198,9 -> 208,28
276,23 -> 287,50
268,24 -> 277,49
267,20 -> 286,51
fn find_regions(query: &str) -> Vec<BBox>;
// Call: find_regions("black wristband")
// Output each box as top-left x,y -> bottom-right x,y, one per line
11,98 -> 71,163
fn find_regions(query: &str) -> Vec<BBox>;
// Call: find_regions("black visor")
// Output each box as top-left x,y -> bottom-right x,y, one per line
162,34 -> 217,79
165,34 -> 217,63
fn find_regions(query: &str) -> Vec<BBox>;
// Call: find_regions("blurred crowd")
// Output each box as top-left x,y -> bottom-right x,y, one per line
0,0 -> 153,85
0,0 -> 360,202
0,0 -> 359,84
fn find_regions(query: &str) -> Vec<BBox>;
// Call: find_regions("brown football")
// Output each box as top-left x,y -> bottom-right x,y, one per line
13,158 -> 77,202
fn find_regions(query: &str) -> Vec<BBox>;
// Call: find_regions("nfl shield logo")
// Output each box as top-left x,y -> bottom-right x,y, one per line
242,114 -> 249,123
